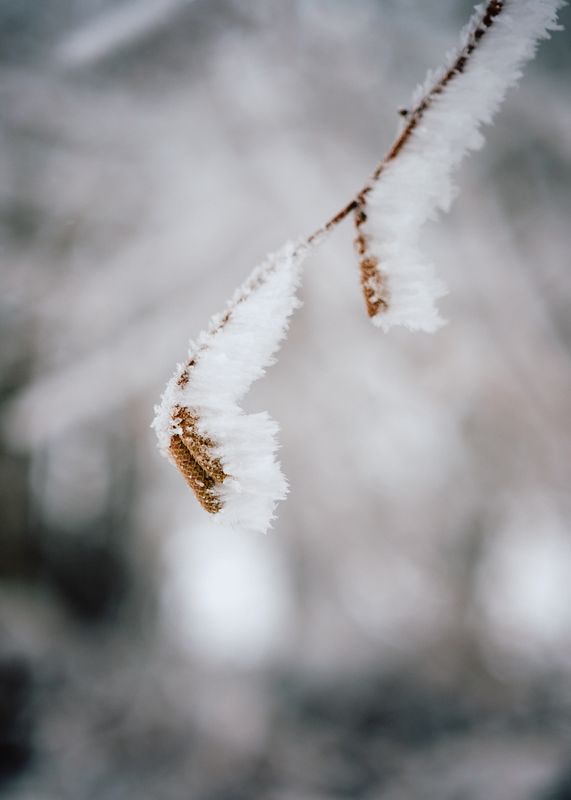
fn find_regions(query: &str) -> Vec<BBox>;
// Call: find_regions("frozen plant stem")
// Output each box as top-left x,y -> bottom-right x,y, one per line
308,0 -> 505,315
153,0 -> 564,532
311,0 -> 506,230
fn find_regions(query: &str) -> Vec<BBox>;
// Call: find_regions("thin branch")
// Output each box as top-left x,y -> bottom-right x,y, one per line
154,0 -> 564,527
178,0 -> 506,370
309,0 -> 505,241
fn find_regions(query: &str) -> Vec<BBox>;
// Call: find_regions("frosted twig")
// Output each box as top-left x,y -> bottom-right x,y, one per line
153,0 -> 564,531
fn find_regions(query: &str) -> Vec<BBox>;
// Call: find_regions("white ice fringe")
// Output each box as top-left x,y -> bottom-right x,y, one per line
152,241 -> 311,533
362,0 -> 564,333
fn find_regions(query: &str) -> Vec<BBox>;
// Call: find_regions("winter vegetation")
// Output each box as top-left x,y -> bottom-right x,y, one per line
154,0 -> 565,533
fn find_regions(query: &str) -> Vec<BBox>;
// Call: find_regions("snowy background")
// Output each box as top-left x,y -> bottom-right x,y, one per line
1,0 -> 571,797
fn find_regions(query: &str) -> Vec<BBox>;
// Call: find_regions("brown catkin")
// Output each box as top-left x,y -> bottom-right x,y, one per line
168,407 -> 226,514
354,204 -> 390,317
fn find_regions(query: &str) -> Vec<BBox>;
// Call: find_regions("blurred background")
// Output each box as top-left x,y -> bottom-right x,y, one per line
1,1 -> 571,797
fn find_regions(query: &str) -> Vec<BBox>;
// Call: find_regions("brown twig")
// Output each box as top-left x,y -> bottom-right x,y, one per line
169,0 -> 506,509
307,0 -> 505,314
309,0 -> 504,242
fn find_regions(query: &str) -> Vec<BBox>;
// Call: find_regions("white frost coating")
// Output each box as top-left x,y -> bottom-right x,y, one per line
363,0 -> 564,332
152,240 -> 312,533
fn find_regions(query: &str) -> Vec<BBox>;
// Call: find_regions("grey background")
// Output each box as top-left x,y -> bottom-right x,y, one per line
1,1 -> 571,797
